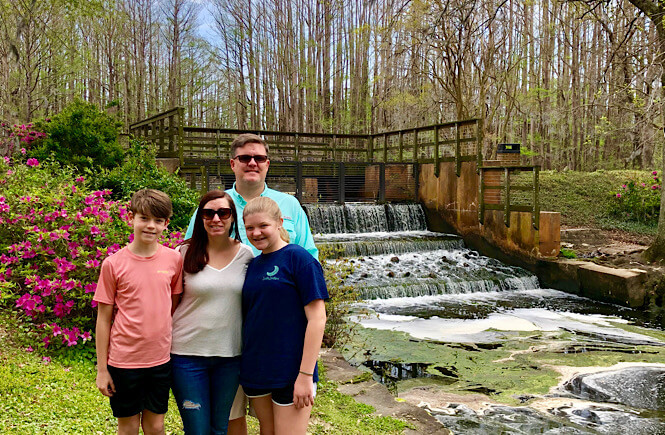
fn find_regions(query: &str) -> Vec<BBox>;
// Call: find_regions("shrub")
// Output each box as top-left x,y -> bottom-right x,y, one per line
29,100 -> 123,172
91,140 -> 199,229
0,122 -> 47,157
609,171 -> 661,223
320,245 -> 360,348
0,156 -> 183,355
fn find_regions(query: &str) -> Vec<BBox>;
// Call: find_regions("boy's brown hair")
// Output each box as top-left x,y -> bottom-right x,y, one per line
129,189 -> 172,219
230,133 -> 269,158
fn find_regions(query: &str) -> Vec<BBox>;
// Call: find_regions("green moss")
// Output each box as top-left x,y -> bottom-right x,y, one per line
342,324 -> 665,406
342,326 -> 562,405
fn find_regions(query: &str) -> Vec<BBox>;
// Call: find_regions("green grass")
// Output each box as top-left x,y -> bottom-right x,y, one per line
539,169 -> 658,235
0,311 -> 409,434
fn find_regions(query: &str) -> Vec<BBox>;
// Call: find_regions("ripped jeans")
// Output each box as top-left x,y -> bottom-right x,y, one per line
171,354 -> 241,435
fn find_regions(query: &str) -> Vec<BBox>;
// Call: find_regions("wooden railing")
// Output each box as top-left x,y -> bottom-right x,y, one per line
479,165 -> 540,229
128,107 -> 185,163
128,108 -> 481,175
128,109 -> 540,228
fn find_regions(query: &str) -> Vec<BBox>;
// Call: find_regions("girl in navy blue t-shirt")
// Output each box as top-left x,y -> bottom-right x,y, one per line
240,197 -> 328,435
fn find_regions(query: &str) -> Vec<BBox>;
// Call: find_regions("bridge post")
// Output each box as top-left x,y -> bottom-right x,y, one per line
338,162 -> 346,203
177,107 -> 184,166
296,161 -> 303,202
398,131 -> 404,162
413,130 -> 419,162
413,163 -> 419,202
504,167 -> 511,227
434,126 -> 440,178
532,166 -> 540,229
479,168 -> 485,224
476,119 -> 483,174
295,134 -> 300,161
383,134 -> 388,162
455,122 -> 461,177
379,163 -> 386,203
368,135 -> 374,161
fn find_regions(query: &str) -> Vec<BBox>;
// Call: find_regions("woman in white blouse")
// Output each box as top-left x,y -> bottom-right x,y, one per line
171,190 -> 253,434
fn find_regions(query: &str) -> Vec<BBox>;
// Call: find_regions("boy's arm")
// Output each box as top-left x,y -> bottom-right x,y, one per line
293,299 -> 326,409
95,302 -> 115,397
171,293 -> 182,315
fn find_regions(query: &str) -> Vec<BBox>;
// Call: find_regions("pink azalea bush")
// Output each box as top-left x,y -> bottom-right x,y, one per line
0,122 -> 47,157
610,171 -> 661,223
0,157 -> 183,354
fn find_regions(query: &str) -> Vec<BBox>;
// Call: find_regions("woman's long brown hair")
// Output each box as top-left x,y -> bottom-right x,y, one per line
181,190 -> 241,274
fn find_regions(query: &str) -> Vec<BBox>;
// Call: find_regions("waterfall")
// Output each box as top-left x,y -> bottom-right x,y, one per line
309,201 -> 541,299
357,275 -> 541,300
305,203 -> 428,234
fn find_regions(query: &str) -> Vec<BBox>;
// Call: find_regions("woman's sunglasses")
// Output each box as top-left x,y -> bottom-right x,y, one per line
201,207 -> 233,220
233,154 -> 268,164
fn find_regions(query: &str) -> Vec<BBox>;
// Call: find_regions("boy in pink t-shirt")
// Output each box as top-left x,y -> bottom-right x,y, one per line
94,189 -> 183,435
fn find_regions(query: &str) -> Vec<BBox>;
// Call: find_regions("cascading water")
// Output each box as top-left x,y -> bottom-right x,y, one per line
310,203 -> 539,299
309,202 -> 665,434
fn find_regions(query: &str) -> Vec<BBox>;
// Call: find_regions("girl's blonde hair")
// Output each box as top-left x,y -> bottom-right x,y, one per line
243,197 -> 290,243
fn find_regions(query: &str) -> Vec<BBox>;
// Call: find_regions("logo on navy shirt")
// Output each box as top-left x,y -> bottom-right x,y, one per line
263,266 -> 280,281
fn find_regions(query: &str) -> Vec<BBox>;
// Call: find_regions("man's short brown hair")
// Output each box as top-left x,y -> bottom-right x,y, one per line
130,189 -> 172,219
230,133 -> 269,158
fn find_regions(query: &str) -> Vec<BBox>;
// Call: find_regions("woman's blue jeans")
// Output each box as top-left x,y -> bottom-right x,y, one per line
171,354 -> 241,435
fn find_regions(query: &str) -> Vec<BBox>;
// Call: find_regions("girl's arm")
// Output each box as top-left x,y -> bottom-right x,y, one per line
293,299 -> 327,409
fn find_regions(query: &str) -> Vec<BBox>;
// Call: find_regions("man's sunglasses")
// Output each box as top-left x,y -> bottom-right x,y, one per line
233,154 -> 268,164
201,207 -> 233,220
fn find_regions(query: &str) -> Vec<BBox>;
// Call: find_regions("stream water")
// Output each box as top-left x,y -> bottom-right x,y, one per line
306,203 -> 665,434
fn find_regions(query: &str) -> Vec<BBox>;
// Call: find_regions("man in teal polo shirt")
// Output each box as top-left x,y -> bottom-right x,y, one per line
184,132 -> 318,259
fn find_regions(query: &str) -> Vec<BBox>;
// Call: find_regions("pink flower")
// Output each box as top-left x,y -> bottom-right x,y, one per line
52,325 -> 62,336
621,184 -> 626,189
26,346 -> 34,352
81,331 -> 92,342
653,171 -> 658,176
26,158 -> 39,167
653,185 -> 660,190
616,193 -> 621,198
42,356 -> 51,364
85,259 -> 100,268
75,176 -> 85,183
20,148 -> 26,155
3,156 -> 9,164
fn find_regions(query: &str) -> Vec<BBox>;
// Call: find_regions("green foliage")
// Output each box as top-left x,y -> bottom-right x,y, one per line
609,172 -> 661,224
538,170 -> 658,235
0,157 -> 128,353
0,311 -> 407,434
0,156 -> 183,355
91,140 -> 199,229
559,248 -> 577,259
320,245 -> 361,348
30,100 -> 124,172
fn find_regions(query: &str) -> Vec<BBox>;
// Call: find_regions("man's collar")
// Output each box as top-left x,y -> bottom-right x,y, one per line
230,182 -> 269,205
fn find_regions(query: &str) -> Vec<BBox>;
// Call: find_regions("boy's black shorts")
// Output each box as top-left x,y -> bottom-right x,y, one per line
107,361 -> 171,418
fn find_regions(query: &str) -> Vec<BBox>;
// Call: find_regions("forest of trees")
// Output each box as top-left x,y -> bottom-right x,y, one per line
0,0 -> 662,171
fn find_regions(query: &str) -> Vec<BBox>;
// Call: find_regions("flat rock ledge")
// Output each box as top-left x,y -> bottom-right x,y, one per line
320,348 -> 450,434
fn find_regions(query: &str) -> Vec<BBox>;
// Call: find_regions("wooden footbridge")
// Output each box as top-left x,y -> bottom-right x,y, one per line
129,107 -> 543,231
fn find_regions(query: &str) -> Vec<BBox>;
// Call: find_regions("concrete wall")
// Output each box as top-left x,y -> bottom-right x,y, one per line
418,161 -> 561,259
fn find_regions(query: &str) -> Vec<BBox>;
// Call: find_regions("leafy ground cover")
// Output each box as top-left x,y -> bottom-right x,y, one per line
0,311 -> 409,434
539,170 -> 658,236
